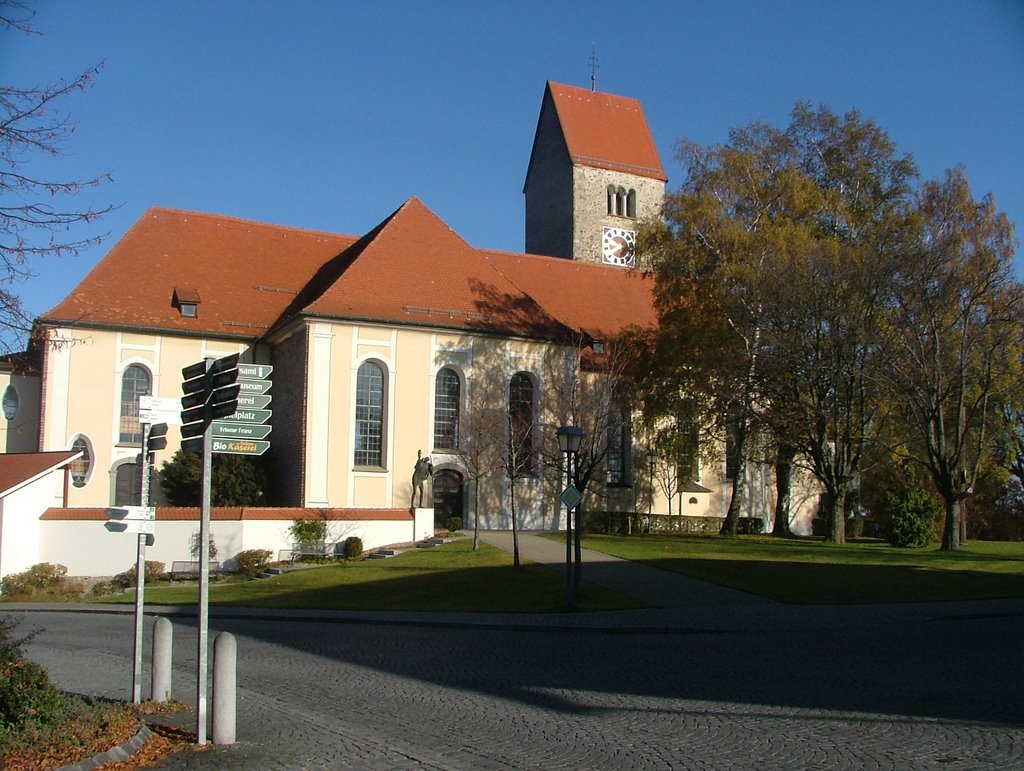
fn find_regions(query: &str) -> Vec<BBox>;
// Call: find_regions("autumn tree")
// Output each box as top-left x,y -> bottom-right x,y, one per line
642,104 -> 918,543
1,2 -> 113,350
879,168 -> 1022,550
638,122 -> 796,535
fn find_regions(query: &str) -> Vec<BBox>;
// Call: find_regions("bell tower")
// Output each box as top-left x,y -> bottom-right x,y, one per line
523,81 -> 667,267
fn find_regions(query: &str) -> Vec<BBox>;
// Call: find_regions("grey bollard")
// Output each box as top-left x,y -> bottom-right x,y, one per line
212,631 -> 237,745
152,617 -> 172,702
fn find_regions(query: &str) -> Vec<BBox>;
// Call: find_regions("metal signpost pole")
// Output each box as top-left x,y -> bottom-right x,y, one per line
180,354 -> 241,745
565,448 -> 573,610
132,423 -> 150,704
197,410 -> 213,745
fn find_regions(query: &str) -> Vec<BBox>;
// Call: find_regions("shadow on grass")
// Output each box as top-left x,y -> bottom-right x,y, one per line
636,556 -> 1024,604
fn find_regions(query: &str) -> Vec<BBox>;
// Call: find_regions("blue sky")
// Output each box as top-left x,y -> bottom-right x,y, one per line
3,1 -> 1022,350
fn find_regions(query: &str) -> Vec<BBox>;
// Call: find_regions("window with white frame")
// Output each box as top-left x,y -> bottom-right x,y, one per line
434,368 -> 461,450
119,364 -> 151,444
354,360 -> 386,467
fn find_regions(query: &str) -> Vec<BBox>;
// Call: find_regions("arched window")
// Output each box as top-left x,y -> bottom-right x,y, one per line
615,187 -> 627,216
434,368 -> 460,450
114,460 -> 141,505
69,435 -> 92,488
606,405 -> 631,485
508,372 -> 535,476
626,189 -> 637,218
354,360 -> 385,467
607,185 -> 616,215
119,364 -> 151,444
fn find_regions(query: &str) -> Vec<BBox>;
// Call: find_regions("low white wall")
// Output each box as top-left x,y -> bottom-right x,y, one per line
37,511 -> 435,578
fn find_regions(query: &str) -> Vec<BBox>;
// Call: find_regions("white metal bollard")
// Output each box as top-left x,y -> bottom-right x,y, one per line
151,617 -> 172,702
212,631 -> 237,744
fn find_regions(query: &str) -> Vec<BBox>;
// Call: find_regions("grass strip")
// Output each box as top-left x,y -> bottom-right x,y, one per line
576,534 -> 1024,604
96,541 -> 646,613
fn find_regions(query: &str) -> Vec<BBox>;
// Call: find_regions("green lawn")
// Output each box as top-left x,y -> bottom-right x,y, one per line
95,541 -> 646,613
577,533 -> 1024,604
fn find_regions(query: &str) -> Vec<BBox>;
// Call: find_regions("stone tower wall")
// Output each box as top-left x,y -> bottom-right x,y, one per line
571,166 -> 665,266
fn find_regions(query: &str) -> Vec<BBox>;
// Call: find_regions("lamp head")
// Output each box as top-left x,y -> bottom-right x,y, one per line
556,425 -> 586,455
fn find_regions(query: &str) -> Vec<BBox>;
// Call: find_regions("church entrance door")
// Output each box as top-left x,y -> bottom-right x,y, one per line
432,469 -> 464,529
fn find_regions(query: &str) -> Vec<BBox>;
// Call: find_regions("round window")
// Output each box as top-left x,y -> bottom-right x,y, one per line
69,436 -> 92,488
2,385 -> 18,420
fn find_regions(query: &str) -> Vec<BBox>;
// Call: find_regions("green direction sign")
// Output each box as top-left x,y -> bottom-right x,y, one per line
212,438 -> 270,456
236,393 -> 272,410
238,379 -> 272,395
211,421 -> 272,440
224,408 -> 272,424
238,364 -> 273,380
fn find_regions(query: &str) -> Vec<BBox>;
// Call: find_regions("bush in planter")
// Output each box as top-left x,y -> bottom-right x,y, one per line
444,516 -> 463,534
343,537 -> 364,559
234,549 -> 273,578
0,563 -> 69,597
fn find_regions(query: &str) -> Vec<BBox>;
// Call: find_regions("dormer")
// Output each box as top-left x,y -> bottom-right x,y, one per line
172,287 -> 201,318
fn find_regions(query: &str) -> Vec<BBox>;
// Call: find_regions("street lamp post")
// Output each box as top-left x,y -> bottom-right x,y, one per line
557,425 -> 585,610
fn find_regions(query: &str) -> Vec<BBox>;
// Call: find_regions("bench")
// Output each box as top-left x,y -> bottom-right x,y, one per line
169,560 -> 221,580
286,543 -> 334,562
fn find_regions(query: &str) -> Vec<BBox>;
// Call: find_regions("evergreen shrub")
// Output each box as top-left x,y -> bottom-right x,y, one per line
343,536 -> 364,559
884,485 -> 942,547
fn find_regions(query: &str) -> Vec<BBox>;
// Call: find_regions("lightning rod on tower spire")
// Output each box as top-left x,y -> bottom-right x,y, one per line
589,43 -> 599,91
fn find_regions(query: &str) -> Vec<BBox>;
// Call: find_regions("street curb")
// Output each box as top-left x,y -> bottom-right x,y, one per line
54,723 -> 151,771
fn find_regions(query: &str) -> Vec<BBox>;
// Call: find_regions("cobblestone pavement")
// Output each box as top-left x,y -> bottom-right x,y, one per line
14,603 -> 1024,770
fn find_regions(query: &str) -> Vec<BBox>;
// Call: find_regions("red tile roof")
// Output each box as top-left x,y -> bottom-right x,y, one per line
41,208 -> 358,338
546,81 -> 667,182
0,451 -> 78,497
38,200 -> 655,344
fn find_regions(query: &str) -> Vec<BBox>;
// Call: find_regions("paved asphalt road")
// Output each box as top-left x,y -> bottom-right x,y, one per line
9,532 -> 1024,770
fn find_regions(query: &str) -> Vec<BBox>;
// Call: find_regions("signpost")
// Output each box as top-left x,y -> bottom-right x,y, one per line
102,420 -> 166,704
177,355 -> 274,744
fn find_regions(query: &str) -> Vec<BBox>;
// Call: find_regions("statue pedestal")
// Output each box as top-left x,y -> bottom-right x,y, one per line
411,507 -> 434,542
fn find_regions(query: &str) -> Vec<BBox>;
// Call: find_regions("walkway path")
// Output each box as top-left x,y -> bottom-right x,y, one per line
479,530 -> 769,608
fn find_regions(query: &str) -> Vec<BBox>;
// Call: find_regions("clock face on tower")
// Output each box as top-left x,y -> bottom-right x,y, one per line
602,226 -> 636,267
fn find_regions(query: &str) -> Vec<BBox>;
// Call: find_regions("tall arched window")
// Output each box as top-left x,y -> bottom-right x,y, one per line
605,406 -> 631,485
626,189 -> 637,218
69,435 -> 92,488
434,368 -> 460,450
508,372 -> 535,476
119,365 -> 151,444
606,185 -> 616,215
354,360 -> 385,467
615,187 -> 627,216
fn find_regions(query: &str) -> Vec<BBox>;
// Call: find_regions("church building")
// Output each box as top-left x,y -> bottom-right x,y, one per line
0,82 -> 812,578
